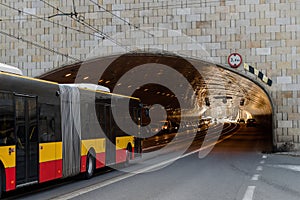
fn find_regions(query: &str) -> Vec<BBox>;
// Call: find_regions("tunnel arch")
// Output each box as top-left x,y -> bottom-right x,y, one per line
39,51 -> 275,150
214,63 -> 275,150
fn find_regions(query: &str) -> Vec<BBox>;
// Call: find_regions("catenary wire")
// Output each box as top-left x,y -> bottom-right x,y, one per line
0,2 -> 107,41
0,29 -> 81,62
40,0 -> 129,51
88,0 -> 154,37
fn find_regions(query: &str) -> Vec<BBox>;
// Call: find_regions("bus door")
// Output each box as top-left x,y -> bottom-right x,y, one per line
14,95 -> 38,186
105,104 -> 115,165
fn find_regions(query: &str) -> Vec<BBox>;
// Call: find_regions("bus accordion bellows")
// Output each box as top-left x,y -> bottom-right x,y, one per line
0,70 -> 142,197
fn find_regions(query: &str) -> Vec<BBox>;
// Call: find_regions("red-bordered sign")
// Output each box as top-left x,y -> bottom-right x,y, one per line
228,53 -> 242,68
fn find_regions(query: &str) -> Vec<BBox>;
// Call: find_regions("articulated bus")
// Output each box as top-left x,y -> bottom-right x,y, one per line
0,67 -> 142,197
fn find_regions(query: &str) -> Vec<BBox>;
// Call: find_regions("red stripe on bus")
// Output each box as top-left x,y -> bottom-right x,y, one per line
116,149 -> 127,164
96,152 -> 105,169
80,155 -> 87,173
5,167 -> 16,191
39,159 -> 62,183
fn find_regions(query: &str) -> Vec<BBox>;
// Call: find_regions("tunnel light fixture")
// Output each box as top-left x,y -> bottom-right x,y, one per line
240,98 -> 245,106
98,79 -> 103,83
65,73 -> 72,77
105,80 -> 110,84
205,97 -> 210,106
156,92 -> 160,94
214,96 -> 232,99
144,88 -> 149,92
83,76 -> 89,80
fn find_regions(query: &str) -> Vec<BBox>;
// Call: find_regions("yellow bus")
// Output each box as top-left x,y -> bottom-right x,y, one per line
0,68 -> 142,197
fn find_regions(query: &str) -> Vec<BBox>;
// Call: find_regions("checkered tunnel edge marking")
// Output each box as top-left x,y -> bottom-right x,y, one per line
244,63 -> 272,86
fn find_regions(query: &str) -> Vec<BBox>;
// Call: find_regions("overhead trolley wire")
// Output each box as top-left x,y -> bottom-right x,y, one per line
0,2 -> 105,40
88,0 -> 154,37
78,0 -> 234,13
40,0 -> 130,51
0,29 -> 81,62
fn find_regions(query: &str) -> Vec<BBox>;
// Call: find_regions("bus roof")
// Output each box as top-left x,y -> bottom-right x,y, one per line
71,83 -> 110,93
0,63 -> 23,75
0,71 -> 58,85
0,71 -> 140,101
60,83 -> 140,101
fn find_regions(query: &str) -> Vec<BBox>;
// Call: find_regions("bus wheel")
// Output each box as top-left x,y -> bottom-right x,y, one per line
84,153 -> 95,179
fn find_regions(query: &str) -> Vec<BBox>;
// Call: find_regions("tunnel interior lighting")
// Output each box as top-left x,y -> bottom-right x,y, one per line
205,97 -> 210,106
240,98 -> 245,106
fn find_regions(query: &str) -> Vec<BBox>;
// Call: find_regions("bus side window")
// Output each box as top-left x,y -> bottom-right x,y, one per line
0,121 -> 14,145
0,92 -> 14,146
39,104 -> 59,142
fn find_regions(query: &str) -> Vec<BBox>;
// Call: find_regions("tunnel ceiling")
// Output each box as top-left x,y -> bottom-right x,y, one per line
39,52 -> 272,118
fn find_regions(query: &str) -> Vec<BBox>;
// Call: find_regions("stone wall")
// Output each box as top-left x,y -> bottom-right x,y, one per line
0,0 -> 299,149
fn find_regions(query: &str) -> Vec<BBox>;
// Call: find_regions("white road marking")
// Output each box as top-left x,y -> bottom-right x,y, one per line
52,134 -> 239,200
50,130 -> 239,200
268,164 -> 300,172
256,166 -> 263,171
251,174 -> 260,181
262,155 -> 267,159
52,155 -> 182,200
242,186 -> 256,200
260,160 -> 265,164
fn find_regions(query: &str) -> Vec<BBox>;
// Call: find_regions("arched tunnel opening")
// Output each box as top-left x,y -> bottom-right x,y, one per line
39,52 -> 274,152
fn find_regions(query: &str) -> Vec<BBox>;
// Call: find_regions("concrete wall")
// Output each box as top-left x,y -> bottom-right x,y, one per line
0,0 -> 299,150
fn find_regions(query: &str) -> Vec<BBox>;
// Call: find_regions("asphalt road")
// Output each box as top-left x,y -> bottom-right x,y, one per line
4,123 -> 300,200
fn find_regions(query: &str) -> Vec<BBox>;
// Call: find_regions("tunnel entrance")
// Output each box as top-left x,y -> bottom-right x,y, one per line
39,52 -> 274,151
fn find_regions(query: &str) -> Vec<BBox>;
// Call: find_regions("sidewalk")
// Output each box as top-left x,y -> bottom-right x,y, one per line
274,151 -> 300,157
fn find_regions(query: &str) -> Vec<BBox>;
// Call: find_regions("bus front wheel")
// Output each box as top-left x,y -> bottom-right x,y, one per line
84,153 -> 95,179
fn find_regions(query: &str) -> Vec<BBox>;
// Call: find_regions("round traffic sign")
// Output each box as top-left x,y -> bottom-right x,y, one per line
228,53 -> 242,68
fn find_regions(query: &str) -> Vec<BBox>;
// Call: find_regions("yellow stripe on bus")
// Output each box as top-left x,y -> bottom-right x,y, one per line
0,146 -> 16,168
39,142 -> 62,163
81,138 -> 106,156
116,136 -> 134,150
0,71 -> 58,85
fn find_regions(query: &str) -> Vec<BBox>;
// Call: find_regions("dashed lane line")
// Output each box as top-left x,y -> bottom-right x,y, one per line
242,186 -> 256,200
256,166 -> 263,171
251,174 -> 260,181
242,154 -> 268,200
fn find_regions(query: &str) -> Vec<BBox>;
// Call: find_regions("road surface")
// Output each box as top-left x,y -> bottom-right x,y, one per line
3,123 -> 300,200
